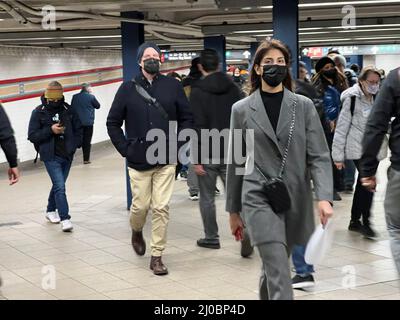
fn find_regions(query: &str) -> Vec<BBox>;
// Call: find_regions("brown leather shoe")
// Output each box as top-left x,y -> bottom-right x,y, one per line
150,256 -> 168,276
131,230 -> 146,256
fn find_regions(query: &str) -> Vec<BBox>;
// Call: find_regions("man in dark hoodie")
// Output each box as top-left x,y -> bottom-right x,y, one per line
107,42 -> 193,276
0,103 -> 19,186
190,49 -> 242,249
360,67 -> 400,274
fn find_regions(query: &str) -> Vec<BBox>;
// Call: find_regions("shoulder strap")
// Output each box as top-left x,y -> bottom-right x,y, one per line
278,97 -> 297,178
132,80 -> 169,120
350,96 -> 356,117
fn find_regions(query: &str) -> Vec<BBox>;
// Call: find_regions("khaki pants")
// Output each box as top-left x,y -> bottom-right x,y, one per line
128,165 -> 176,257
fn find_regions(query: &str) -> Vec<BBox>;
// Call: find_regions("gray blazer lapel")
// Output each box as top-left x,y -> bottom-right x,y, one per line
276,88 -> 297,141
249,90 -> 282,154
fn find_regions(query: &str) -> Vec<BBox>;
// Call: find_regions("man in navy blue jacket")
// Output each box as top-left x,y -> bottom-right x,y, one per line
71,83 -> 100,164
28,81 -> 83,232
107,42 -> 193,276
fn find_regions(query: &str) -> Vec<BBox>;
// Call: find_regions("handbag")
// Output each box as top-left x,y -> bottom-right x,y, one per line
255,99 -> 297,214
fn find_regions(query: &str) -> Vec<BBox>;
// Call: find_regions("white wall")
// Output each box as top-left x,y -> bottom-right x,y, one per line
0,45 -> 191,165
374,54 -> 400,75
0,46 -> 122,164
362,54 -> 400,75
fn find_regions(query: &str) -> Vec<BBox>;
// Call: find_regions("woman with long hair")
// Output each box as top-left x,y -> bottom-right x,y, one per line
226,40 -> 334,300
312,56 -> 348,201
332,66 -> 386,239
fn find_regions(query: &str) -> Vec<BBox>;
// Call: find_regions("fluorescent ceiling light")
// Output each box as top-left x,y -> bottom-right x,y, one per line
61,35 -> 120,39
258,6 -> 273,9
299,38 -> 352,43
338,28 -> 400,33
241,7 -> 252,10
299,1 -> 400,8
299,27 -> 324,31
299,31 -> 332,35
234,29 -> 273,34
328,24 -> 400,29
354,35 -> 400,40
0,37 -> 54,41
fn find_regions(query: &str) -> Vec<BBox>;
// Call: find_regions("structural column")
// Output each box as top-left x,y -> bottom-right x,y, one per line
121,11 -> 145,209
273,0 -> 299,79
204,35 -> 227,73
250,41 -> 259,66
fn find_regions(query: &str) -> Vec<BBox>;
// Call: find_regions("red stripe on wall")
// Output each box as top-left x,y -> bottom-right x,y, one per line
0,65 -> 191,103
0,66 -> 123,85
0,78 -> 123,103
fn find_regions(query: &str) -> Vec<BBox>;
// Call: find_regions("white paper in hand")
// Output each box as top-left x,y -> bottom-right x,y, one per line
305,219 -> 335,265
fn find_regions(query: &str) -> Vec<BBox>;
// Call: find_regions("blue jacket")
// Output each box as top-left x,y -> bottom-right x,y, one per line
323,85 -> 341,122
28,98 -> 83,162
71,91 -> 100,126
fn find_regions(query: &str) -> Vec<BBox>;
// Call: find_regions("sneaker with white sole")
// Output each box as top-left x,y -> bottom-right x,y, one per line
61,220 -> 73,232
46,211 -> 61,224
292,274 -> 315,289
189,194 -> 199,201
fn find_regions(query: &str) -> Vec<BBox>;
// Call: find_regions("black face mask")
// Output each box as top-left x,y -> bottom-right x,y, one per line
262,65 -> 288,87
46,99 -> 63,110
143,58 -> 160,75
323,68 -> 337,79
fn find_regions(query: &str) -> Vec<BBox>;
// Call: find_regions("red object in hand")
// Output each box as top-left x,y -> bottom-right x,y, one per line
235,227 -> 243,241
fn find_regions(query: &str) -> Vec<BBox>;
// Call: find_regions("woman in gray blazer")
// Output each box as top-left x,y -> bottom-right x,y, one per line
226,40 -> 334,300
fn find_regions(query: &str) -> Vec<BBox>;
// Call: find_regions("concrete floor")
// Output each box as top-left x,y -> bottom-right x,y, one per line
0,144 -> 399,300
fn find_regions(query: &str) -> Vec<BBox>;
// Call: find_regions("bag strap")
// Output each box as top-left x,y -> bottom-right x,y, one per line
132,79 -> 169,120
350,96 -> 356,117
278,98 -> 297,178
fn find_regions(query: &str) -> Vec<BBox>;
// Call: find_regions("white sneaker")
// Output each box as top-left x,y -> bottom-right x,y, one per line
61,220 -> 73,232
189,194 -> 199,201
46,211 -> 61,224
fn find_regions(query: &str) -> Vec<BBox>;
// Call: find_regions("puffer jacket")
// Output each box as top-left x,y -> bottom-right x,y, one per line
332,84 -> 387,162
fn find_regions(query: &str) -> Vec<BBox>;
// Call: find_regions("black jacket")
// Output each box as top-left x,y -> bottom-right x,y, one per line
107,73 -> 194,171
0,103 -> 18,168
190,72 -> 242,163
361,67 -> 400,177
28,97 -> 83,162
295,79 -> 325,119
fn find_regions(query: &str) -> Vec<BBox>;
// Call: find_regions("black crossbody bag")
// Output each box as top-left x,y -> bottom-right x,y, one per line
255,99 -> 297,214
132,79 -> 169,120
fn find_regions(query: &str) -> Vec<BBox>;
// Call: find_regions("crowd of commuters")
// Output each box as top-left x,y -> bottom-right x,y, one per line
1,39 -> 399,300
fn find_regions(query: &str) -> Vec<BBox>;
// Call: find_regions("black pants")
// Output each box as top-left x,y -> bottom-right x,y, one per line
351,160 -> 374,225
82,126 -> 94,162
325,129 -> 343,191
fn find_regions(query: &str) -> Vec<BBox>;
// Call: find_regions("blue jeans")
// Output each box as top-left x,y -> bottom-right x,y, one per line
292,245 -> 314,277
44,156 -> 72,221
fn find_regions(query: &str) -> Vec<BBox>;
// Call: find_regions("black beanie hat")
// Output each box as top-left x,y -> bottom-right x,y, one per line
315,56 -> 335,73
137,42 -> 161,64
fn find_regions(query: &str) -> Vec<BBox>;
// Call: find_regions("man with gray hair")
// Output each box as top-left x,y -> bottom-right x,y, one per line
333,54 -> 358,87
71,83 -> 100,164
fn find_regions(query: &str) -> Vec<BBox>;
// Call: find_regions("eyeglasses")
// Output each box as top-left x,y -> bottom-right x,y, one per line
365,79 -> 380,85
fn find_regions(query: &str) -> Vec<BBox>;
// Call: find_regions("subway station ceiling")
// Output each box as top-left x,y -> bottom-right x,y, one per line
0,0 -> 399,51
